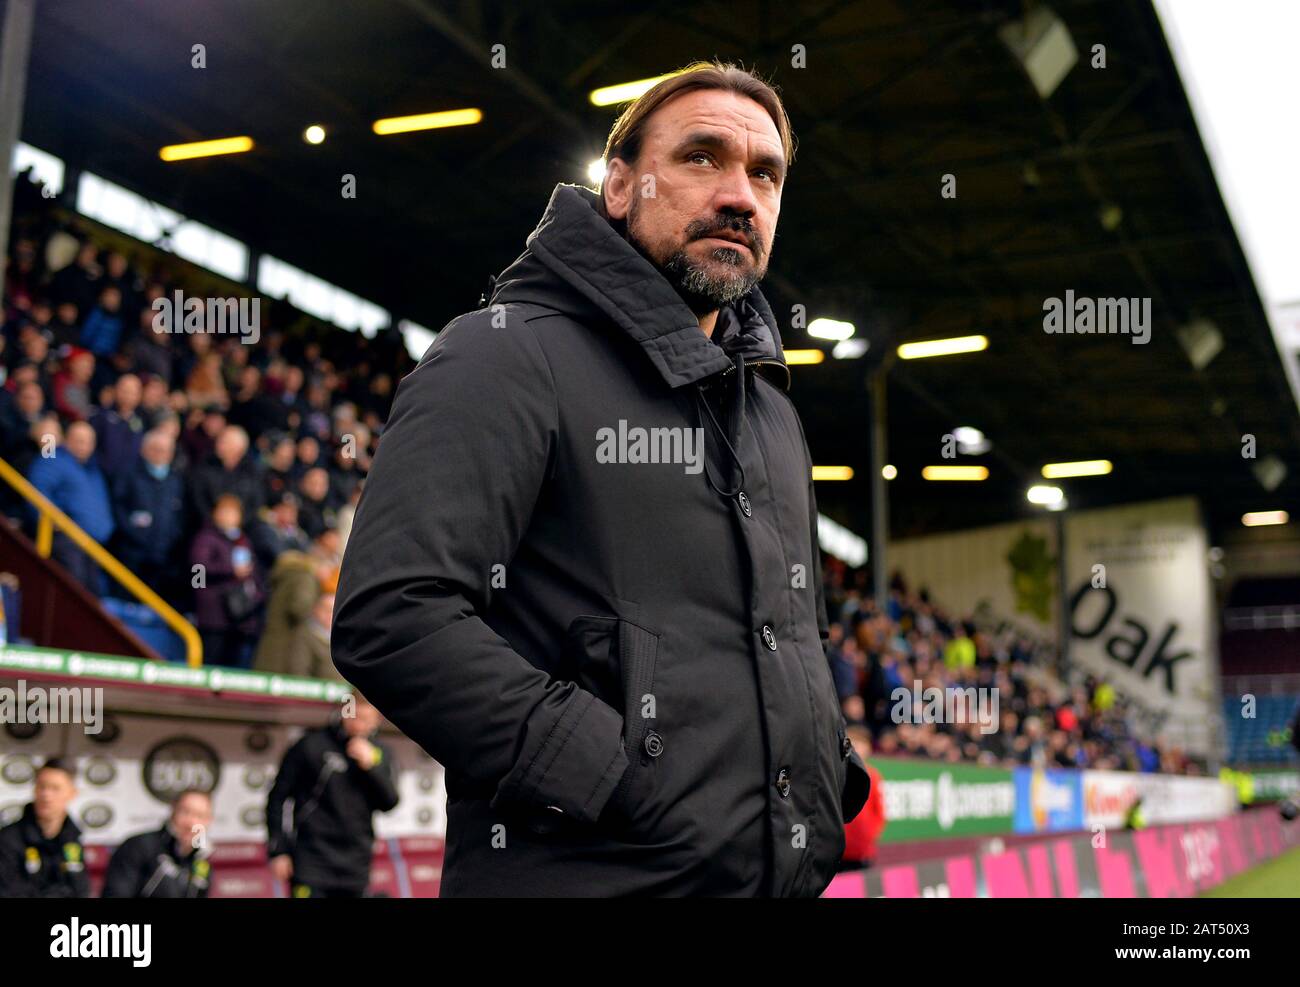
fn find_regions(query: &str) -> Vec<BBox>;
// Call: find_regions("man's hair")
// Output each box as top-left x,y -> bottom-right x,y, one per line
172,788 -> 211,809
598,59 -> 795,210
37,758 -> 75,782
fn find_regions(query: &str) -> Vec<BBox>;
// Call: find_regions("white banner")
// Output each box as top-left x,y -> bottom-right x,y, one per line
1065,498 -> 1219,753
1083,770 -> 1237,829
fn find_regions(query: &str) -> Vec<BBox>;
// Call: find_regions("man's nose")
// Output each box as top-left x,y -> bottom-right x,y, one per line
711,165 -> 759,220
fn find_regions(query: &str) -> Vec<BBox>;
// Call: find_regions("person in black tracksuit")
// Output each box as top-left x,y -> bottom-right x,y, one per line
266,698 -> 399,897
102,790 -> 214,898
0,760 -> 90,898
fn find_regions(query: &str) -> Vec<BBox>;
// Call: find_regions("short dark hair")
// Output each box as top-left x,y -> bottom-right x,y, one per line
37,758 -> 75,782
172,788 -> 211,809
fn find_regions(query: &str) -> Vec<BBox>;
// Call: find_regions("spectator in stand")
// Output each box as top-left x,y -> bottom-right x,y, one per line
127,311 -> 173,385
228,365 -> 288,440
78,284 -> 125,359
335,481 -> 362,554
49,240 -> 101,316
253,527 -> 340,675
249,491 -> 310,569
137,375 -> 173,431
185,350 -> 228,410
294,435 -> 321,479
327,425 -> 368,507
261,432 -> 297,505
279,592 -> 342,681
90,372 -> 145,480
26,421 -> 114,593
297,466 -> 335,539
190,493 -> 264,667
839,727 -> 885,871
111,429 -> 186,600
51,301 -> 80,348
190,424 -> 263,523
51,348 -> 95,421
181,405 -> 224,467
943,620 -> 976,672
102,251 -> 143,328
0,380 -> 49,468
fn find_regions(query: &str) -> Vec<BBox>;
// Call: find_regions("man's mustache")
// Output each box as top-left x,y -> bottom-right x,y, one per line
687,217 -> 763,258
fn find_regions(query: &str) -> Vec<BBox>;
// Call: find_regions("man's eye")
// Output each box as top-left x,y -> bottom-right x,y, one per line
688,151 -> 713,166
755,169 -> 777,183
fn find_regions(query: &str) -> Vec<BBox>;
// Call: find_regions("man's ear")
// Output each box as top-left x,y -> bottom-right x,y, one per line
602,157 -> 633,222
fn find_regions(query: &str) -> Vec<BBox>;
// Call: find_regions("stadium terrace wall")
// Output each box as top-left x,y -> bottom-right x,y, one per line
825,807 -> 1298,898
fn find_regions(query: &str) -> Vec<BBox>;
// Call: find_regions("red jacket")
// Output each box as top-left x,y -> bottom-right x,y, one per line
842,763 -> 885,864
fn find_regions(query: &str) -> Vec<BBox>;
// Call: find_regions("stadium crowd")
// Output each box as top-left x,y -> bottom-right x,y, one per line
1,183 -> 412,675
822,555 -> 1201,775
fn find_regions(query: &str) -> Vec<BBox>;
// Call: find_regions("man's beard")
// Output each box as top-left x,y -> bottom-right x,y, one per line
626,198 -> 764,318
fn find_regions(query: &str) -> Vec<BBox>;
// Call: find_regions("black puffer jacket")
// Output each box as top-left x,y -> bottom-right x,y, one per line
334,183 -> 869,897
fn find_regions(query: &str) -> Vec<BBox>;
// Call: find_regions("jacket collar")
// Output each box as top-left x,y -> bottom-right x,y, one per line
494,183 -> 790,391
20,802 -> 80,844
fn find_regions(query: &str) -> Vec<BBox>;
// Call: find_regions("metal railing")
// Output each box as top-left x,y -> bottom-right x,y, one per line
0,454 -> 202,667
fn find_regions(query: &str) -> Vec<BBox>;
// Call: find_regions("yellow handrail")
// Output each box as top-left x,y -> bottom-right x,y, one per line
0,454 -> 203,667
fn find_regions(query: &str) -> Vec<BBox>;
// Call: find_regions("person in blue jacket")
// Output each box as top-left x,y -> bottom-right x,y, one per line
26,421 -> 115,594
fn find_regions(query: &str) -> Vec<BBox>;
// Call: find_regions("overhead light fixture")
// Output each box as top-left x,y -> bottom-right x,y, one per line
589,74 -> 676,107
372,108 -> 483,135
159,136 -> 254,162
303,125 -> 326,145
952,426 -> 990,456
808,318 -> 856,341
1175,317 -> 1224,370
998,4 -> 1078,100
587,158 -> 607,185
1253,454 -> 1287,493
785,349 -> 826,365
1027,484 -> 1066,508
922,465 -> 989,481
1042,459 -> 1113,478
812,466 -> 854,481
832,338 -> 869,360
897,335 -> 989,360
882,464 -> 897,480
1242,510 -> 1288,527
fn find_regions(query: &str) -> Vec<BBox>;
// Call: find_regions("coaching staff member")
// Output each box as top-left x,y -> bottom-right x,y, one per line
334,60 -> 868,897
265,696 -> 399,897
101,790 -> 214,898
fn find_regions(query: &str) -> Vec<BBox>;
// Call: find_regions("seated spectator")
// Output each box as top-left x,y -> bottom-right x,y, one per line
181,405 -> 225,467
249,491 -> 310,569
126,311 -> 173,385
185,351 -> 228,410
51,301 -> 81,347
51,348 -> 95,421
296,466 -> 335,538
79,284 -> 125,359
228,365 -> 288,440
190,494 -> 264,667
26,421 -> 115,593
90,372 -> 145,480
111,429 -> 186,599
48,240 -> 101,316
261,432 -> 297,505
253,527 -> 340,675
190,424 -> 264,523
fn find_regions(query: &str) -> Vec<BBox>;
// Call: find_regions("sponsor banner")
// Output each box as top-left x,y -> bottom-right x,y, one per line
1083,770 -> 1237,829
1013,767 -> 1085,833
0,645 -> 352,704
874,758 -> 1015,842
1066,497 -> 1218,754
1248,771 -> 1300,802
827,808 -> 1299,897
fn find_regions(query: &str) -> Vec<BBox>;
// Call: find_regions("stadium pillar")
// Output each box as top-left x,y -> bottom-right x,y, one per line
0,0 -> 35,266
870,367 -> 889,608
1055,508 -> 1070,674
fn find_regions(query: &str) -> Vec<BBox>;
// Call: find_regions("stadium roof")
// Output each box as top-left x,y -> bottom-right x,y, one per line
20,0 -> 1300,542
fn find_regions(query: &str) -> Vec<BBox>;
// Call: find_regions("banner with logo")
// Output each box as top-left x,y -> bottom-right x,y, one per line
874,758 -> 1015,842
1013,767 -> 1085,833
1082,770 -> 1236,829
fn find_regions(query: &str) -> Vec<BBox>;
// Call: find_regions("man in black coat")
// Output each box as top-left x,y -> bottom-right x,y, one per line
265,697 -> 399,897
0,760 -> 90,898
101,790 -> 214,898
333,60 -> 868,897
111,428 -> 186,595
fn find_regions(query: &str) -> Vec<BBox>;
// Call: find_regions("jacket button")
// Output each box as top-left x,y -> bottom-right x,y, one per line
737,491 -> 752,517
775,767 -> 792,798
643,730 -> 664,757
841,735 -> 852,759
761,625 -> 777,651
